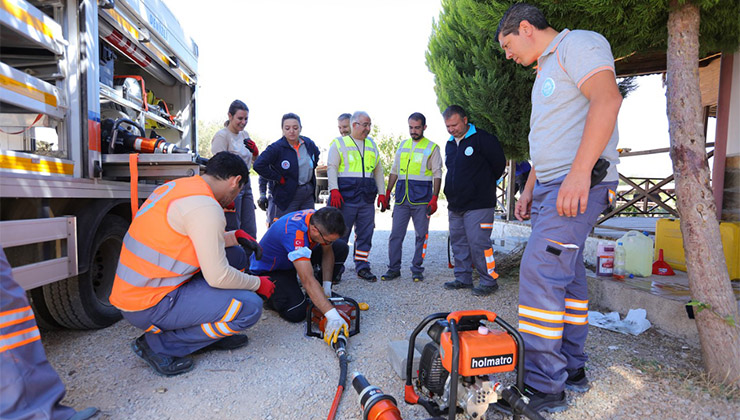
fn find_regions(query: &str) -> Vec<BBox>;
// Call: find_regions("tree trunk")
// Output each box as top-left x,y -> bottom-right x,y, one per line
666,1 -> 740,386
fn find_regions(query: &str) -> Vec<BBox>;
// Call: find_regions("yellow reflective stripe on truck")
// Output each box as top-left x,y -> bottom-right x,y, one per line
104,7 -> 140,40
0,154 -> 74,175
0,74 -> 57,107
1,0 -> 54,39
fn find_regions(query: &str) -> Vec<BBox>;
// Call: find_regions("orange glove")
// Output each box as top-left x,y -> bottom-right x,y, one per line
330,189 -> 344,208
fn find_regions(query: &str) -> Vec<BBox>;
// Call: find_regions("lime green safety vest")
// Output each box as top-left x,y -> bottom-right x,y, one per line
331,135 -> 379,204
395,137 -> 437,205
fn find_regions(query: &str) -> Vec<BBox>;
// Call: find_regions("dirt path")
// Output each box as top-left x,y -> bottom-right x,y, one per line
41,208 -> 739,419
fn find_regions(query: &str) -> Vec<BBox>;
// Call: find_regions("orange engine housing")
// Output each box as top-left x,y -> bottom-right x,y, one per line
440,328 -> 517,376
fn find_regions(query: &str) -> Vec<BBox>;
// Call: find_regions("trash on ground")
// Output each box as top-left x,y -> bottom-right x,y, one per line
588,308 -> 652,335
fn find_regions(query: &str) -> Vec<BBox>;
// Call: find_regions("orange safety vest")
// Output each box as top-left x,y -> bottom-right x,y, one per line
110,175 -> 215,311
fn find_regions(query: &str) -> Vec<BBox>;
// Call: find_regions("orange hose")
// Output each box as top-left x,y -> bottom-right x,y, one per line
327,385 -> 343,420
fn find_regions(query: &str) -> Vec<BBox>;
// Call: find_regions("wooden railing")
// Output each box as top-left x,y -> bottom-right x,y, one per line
498,144 -> 715,225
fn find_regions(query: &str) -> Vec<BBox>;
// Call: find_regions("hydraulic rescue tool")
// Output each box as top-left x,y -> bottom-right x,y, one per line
101,118 -> 190,155
306,294 -> 361,420
405,310 -> 545,420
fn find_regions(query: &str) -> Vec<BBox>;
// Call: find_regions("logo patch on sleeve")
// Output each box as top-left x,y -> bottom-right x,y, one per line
294,238 -> 305,248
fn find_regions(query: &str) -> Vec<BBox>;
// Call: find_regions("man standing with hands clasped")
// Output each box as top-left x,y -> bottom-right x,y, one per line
327,111 -> 387,282
381,112 -> 442,283
442,105 -> 506,296
494,3 -> 621,414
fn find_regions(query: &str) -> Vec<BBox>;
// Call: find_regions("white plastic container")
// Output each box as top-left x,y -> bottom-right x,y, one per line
618,231 -> 654,277
614,242 -> 626,276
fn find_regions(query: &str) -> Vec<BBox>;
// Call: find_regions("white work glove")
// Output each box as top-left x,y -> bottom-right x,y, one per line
323,308 -> 349,347
323,281 -> 332,298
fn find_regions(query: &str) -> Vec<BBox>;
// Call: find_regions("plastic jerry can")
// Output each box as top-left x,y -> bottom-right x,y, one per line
618,231 -> 654,277
596,243 -> 615,276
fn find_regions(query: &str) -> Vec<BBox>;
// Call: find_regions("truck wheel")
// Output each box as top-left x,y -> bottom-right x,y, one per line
27,288 -> 62,330
43,215 -> 127,329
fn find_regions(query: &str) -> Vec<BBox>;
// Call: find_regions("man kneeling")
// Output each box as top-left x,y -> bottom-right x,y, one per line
250,207 -> 350,346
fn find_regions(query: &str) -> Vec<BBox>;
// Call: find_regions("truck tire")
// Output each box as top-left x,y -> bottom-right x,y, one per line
42,214 -> 127,329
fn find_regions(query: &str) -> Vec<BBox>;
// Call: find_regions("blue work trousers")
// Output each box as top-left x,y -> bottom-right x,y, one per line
519,177 -> 616,394
448,207 -> 497,286
340,202 -> 375,272
1,247 -> 77,420
387,202 -> 429,275
269,183 -> 315,226
122,247 -> 263,357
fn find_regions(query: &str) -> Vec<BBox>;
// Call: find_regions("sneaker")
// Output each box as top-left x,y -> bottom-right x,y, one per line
471,283 -> 499,296
380,270 -> 401,281
566,367 -> 590,392
200,334 -> 249,352
491,384 -> 567,415
357,268 -> 377,282
412,273 -> 424,282
443,280 -> 473,290
132,334 -> 194,377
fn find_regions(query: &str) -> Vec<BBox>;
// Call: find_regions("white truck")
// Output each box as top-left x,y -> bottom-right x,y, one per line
0,0 -> 201,329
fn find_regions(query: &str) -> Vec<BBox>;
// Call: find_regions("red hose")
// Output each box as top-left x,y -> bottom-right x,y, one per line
327,385 -> 344,420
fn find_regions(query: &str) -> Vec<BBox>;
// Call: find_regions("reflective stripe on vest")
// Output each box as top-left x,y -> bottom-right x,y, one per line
399,138 -> 435,180
332,135 -> 378,177
110,175 -> 215,311
396,137 -> 437,205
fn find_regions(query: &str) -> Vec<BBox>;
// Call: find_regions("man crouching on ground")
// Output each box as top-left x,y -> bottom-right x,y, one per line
110,152 -> 275,376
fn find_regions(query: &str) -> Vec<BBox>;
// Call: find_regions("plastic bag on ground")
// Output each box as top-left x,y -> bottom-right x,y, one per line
588,308 -> 651,335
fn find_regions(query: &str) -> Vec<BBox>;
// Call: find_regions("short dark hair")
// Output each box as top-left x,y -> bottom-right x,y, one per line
495,3 -> 550,41
205,151 -> 250,187
282,113 -> 302,128
442,105 -> 467,121
337,113 -> 351,122
408,112 -> 426,126
310,207 -> 346,236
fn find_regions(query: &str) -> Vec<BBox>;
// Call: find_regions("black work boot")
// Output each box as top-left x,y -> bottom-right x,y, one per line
566,367 -> 590,392
198,334 -> 249,353
132,334 -> 194,377
491,384 -> 567,415
380,270 -> 401,281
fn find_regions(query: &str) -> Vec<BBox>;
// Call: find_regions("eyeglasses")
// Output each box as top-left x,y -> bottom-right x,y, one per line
354,122 -> 372,128
315,226 -> 334,245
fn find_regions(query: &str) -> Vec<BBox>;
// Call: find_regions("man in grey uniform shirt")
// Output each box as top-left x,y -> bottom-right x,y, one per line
495,3 -> 622,414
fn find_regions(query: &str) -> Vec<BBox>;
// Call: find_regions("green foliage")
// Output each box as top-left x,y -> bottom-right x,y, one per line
427,0 -> 531,161
370,125 -> 403,178
196,119 -> 222,159
426,0 -> 740,161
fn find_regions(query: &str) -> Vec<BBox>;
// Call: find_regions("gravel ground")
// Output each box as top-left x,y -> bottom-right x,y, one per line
41,205 -> 739,420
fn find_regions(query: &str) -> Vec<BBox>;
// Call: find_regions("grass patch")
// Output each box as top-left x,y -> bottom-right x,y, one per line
631,357 -> 739,401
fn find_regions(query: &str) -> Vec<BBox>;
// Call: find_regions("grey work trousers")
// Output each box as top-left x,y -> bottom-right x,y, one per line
448,207 -> 497,287
387,202 -> 429,275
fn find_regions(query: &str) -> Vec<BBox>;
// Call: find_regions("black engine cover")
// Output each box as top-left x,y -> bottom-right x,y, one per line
419,342 -> 448,395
